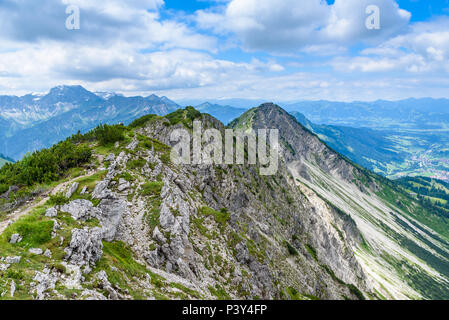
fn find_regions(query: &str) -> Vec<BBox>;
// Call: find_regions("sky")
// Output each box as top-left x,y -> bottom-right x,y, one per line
0,0 -> 448,102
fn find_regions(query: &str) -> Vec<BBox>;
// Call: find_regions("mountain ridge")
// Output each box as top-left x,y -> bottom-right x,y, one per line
1,103 -> 449,300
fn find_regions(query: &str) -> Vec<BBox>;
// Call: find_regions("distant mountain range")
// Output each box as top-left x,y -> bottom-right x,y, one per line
285,99 -> 449,130
0,86 -> 448,182
0,85 -> 253,161
0,85 -> 180,160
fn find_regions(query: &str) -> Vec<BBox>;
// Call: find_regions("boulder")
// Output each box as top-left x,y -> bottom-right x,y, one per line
65,182 -> 79,199
44,249 -> 52,258
117,179 -> 130,192
98,199 -> 126,242
65,227 -> 103,269
9,233 -> 22,244
0,264 -> 10,271
60,199 -> 100,221
10,280 -> 15,297
45,207 -> 58,218
96,271 -> 119,300
29,248 -> 44,255
126,140 -> 138,151
105,153 -> 115,162
235,241 -> 250,264
33,268 -> 58,300
5,256 -> 21,264
92,180 -> 114,199
152,227 -> 166,244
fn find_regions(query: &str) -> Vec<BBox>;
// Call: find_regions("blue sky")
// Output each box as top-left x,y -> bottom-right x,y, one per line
0,0 -> 448,102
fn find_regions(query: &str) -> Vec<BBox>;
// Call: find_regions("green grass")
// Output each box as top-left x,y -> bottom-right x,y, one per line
169,283 -> 203,299
127,159 -> 146,170
92,241 -> 167,299
141,181 -> 164,197
208,284 -> 231,300
2,207 -> 53,248
305,244 -> 318,261
199,206 -> 230,226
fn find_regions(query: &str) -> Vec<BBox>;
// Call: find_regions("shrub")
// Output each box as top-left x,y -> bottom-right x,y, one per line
0,140 -> 91,190
285,241 -> 298,255
165,107 -> 201,128
129,114 -> 158,128
92,124 -> 125,146
48,193 -> 69,206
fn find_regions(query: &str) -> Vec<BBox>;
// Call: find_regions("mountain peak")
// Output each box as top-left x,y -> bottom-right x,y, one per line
41,85 -> 102,105
49,85 -> 88,94
256,102 -> 288,113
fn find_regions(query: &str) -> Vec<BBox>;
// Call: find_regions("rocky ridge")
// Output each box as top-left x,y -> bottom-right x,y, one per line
1,104 -> 449,300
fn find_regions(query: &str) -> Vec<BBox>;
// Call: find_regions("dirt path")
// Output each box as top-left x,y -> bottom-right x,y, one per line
0,171 -> 95,235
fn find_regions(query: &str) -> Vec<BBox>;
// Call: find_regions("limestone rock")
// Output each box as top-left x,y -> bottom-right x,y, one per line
117,178 -> 130,192
45,207 -> 58,218
65,182 -> 79,199
60,199 -> 101,221
126,140 -> 138,151
235,241 -> 250,264
152,226 -> 166,244
80,289 -> 107,300
44,249 -> 52,258
64,227 -> 103,269
10,280 -> 15,298
9,233 -> 22,244
105,153 -> 115,162
33,268 -> 58,300
0,264 -> 10,271
98,199 -> 126,242
92,180 -> 114,200
5,256 -> 21,264
29,248 -> 43,255
96,271 -> 119,300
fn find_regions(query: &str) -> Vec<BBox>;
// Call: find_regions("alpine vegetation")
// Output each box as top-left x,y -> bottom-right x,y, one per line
1,104 -> 449,300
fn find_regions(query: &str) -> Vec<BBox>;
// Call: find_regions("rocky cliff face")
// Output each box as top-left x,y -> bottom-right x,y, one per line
1,104 -> 449,300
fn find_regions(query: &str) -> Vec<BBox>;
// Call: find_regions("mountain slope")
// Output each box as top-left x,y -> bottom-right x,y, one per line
1,104 -> 449,300
231,103 -> 449,299
397,176 -> 449,215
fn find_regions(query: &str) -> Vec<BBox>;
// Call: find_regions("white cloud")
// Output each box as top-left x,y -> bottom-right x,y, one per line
0,0 -> 216,51
330,17 -> 449,74
196,0 -> 410,52
0,0 -> 448,103
0,41 -> 285,96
